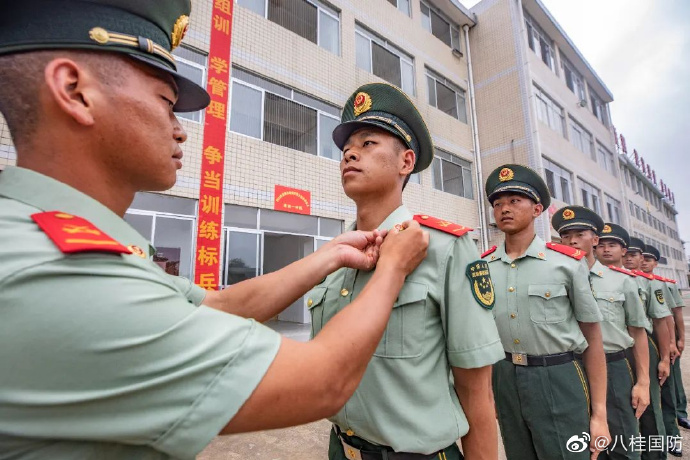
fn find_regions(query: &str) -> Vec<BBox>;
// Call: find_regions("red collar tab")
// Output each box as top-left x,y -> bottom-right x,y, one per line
481,245 -> 497,258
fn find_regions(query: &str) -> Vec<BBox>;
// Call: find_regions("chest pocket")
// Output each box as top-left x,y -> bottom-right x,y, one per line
306,286 -> 328,338
528,284 -> 568,324
594,291 -> 625,322
374,281 -> 428,359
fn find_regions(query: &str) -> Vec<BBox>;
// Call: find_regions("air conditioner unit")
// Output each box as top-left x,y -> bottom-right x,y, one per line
451,46 -> 463,58
578,99 -> 588,108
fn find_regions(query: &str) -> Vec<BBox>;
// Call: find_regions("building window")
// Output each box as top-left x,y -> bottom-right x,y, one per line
597,144 -> 616,176
421,1 -> 461,50
590,91 -> 608,126
238,0 -> 340,55
579,179 -> 601,215
524,12 -> 556,72
543,157 -> 572,203
634,204 -> 641,220
431,149 -> 473,199
426,68 -> 467,123
355,25 -> 415,95
173,46 -> 207,123
387,0 -> 410,16
562,57 -> 586,102
605,195 -> 621,225
569,117 -> 594,158
229,68 -> 341,160
533,85 -> 565,136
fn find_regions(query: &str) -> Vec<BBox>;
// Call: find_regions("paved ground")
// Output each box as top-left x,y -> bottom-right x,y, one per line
200,292 -> 690,460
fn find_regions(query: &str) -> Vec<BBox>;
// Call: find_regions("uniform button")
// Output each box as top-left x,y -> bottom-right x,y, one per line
508,287 -> 515,292
514,339 -> 520,344
340,289 -> 349,297
609,297 -> 614,302
307,298 -> 313,307
510,263 -> 516,268
545,291 -> 551,298
346,430 -> 355,436
420,215 -> 429,220
510,313 -> 516,319
55,213 -> 74,219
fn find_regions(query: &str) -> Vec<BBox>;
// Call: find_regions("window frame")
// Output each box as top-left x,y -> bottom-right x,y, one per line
420,1 -> 461,50
533,85 -> 565,136
173,52 -> 207,124
387,0 -> 411,16
569,117 -> 594,158
426,68 -> 467,123
355,24 -> 415,95
543,157 -> 573,203
431,148 -> 474,199
524,12 -> 556,73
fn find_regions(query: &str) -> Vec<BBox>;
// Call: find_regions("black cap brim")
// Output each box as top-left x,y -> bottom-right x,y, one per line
131,54 -> 210,112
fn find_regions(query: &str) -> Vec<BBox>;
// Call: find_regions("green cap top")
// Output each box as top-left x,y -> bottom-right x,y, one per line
643,244 -> 660,261
628,237 -> 645,253
332,83 -> 434,173
552,205 -> 604,234
0,0 -> 210,112
598,223 -> 630,248
485,164 -> 551,209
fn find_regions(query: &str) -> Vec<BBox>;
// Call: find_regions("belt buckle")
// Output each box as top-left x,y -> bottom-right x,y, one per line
341,439 -> 363,460
512,352 -> 527,366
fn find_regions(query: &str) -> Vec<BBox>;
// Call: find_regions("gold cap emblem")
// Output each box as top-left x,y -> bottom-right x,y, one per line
89,27 -> 110,45
353,92 -> 372,117
498,167 -> 514,182
171,15 -> 190,50
562,209 -> 575,220
602,224 -> 612,233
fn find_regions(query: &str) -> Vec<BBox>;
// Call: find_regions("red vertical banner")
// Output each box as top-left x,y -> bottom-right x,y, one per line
194,0 -> 234,290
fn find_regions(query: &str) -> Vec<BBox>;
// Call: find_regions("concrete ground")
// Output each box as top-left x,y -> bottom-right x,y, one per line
200,292 -> 690,460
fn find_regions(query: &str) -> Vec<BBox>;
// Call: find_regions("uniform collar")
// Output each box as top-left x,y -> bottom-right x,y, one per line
590,260 -> 606,278
0,166 -> 153,255
496,234 -> 547,262
347,205 -> 413,232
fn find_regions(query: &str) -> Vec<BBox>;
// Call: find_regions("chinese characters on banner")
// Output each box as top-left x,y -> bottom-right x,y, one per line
194,0 -> 234,291
274,185 -> 311,215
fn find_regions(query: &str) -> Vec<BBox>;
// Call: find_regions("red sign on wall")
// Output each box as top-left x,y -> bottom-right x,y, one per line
194,0 -> 235,291
274,185 -> 311,215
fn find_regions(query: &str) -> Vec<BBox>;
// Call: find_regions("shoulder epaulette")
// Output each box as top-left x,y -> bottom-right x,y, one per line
481,245 -> 497,258
632,270 -> 654,280
413,215 -> 471,237
609,265 -> 636,277
668,279 -> 677,284
653,274 -> 666,281
31,211 -> 132,255
546,242 -> 585,260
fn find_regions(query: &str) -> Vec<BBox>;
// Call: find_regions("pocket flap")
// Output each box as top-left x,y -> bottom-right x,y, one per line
306,286 -> 328,309
528,284 -> 567,300
394,281 -> 428,308
594,291 -> 625,303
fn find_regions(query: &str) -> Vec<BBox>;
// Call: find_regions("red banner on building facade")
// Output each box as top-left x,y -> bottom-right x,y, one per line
194,0 -> 234,291
274,185 -> 311,215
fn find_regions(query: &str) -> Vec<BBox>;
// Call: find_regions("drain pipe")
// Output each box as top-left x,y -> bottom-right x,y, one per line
463,24 -> 489,252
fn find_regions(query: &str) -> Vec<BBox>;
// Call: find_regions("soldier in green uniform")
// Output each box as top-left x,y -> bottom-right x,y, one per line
641,246 -> 682,457
484,165 -> 610,460
623,238 -> 672,460
309,83 -> 505,460
553,212 -> 648,460
664,279 -> 689,431
0,2 -> 432,458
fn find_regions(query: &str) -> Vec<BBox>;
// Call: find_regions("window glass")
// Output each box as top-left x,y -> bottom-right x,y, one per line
230,82 -> 263,139
153,217 -> 194,279
224,231 -> 259,286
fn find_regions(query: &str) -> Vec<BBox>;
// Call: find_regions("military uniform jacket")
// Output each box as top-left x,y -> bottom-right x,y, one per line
307,206 -> 504,454
0,167 -> 281,460
484,236 -> 602,355
589,262 -> 647,353
650,278 -> 676,311
634,275 -> 671,333
666,281 -> 685,308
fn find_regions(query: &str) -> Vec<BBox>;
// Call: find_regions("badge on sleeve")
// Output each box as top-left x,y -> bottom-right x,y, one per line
655,289 -> 665,304
466,260 -> 495,309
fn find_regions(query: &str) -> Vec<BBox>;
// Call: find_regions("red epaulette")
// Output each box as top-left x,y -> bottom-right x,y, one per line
668,279 -> 677,284
632,270 -> 654,280
546,242 -> 585,260
609,265 -> 636,277
413,215 -> 471,237
481,245 -> 497,258
31,211 -> 132,255
653,274 -> 666,282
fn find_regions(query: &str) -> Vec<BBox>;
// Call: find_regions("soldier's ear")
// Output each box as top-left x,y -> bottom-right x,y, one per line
43,57 -> 96,127
533,202 -> 544,217
592,234 -> 600,246
400,148 -> 415,176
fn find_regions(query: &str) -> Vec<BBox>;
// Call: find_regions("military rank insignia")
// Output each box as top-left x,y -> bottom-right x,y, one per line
655,289 -> 665,304
466,260 -> 495,309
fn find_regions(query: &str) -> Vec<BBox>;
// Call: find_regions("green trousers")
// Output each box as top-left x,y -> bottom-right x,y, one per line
328,427 -> 463,460
639,336 -> 666,460
660,359 -> 680,438
597,358 -> 640,460
672,356 -> 687,419
493,358 -> 591,460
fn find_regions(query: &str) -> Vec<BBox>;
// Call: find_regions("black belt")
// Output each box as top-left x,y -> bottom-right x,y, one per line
505,351 -> 582,367
605,348 -> 631,363
334,426 -> 449,460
